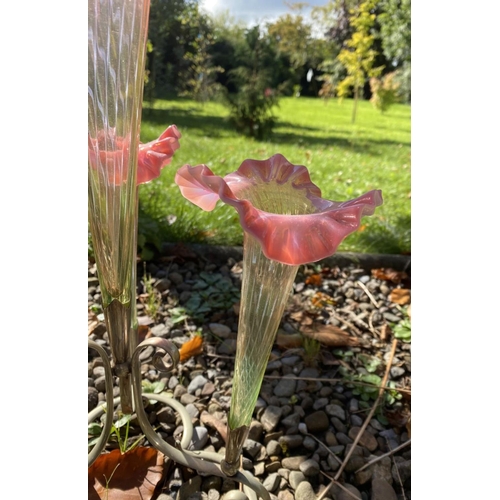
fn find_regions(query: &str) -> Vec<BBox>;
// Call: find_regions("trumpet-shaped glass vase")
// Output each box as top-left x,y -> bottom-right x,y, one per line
88,0 -> 151,413
174,154 -> 383,474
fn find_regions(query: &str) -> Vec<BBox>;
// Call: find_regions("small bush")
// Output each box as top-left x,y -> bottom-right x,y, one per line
369,72 -> 400,113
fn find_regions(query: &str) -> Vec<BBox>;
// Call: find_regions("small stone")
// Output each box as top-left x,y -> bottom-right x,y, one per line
263,472 -> 280,492
168,272 -> 184,285
88,387 -> 99,412
279,435 -> 304,450
281,456 -> 308,470
261,405 -> 283,432
151,323 -> 170,338
298,422 -> 308,434
331,417 -> 347,433
294,481 -> 317,500
282,413 -> 300,428
243,439 -> 264,460
313,398 -> 329,410
155,278 -> 171,292
218,339 -> 237,355
303,436 -> 317,451
325,430 -> 338,447
348,427 -> 378,452
304,411 -> 329,432
266,439 -> 282,456
336,483 -> 362,500
239,420 -> 261,442
371,477 -> 397,500
390,366 -> 406,378
188,375 -> 208,394
288,470 -> 306,489
299,459 -> 320,477
325,404 -> 346,420
178,476 -> 202,500
274,376 -> 297,397
277,490 -> 294,500
392,457 -> 411,484
190,426 -> 209,450
209,323 -> 232,338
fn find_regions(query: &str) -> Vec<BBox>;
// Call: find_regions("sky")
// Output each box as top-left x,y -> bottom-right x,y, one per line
200,0 -> 329,26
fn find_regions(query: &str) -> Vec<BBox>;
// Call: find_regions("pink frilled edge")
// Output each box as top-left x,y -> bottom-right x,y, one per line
88,125 -> 181,185
137,125 -> 181,184
174,154 -> 383,266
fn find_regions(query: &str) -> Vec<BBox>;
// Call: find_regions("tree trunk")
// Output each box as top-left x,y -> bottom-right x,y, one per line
352,85 -> 358,124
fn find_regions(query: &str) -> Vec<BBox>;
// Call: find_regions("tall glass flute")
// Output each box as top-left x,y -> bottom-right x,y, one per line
88,0 -> 151,413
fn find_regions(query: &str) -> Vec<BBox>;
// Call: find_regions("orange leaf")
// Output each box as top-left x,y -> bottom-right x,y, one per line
179,335 -> 203,362
389,288 -> 411,305
276,331 -> 304,349
88,447 -> 165,500
310,291 -> 336,308
371,268 -> 408,284
305,274 -> 322,286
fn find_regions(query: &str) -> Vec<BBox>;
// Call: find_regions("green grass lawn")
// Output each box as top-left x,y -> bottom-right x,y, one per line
138,95 -> 410,255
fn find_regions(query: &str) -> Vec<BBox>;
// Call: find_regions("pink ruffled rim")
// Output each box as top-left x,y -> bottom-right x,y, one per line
137,125 -> 181,184
88,125 -> 181,186
175,154 -> 383,265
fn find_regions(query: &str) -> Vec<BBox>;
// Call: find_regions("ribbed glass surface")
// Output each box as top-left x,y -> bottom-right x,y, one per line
88,0 -> 150,309
228,234 -> 299,429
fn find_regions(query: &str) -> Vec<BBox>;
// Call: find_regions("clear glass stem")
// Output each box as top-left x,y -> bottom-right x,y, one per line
225,234 -> 298,469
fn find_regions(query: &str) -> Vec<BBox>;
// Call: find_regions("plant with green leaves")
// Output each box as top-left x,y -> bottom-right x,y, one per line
369,71 -> 400,112
337,0 -> 384,123
140,266 -> 162,320
88,413 -> 144,454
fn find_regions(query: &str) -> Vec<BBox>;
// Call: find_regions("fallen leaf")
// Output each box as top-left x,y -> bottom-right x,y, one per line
200,411 -> 228,442
310,291 -> 336,308
179,335 -> 203,362
301,324 -> 360,347
88,447 -> 165,500
371,268 -> 408,284
305,274 -> 322,286
276,331 -> 303,349
407,304 -> 411,319
389,288 -> 411,305
137,324 -> 151,343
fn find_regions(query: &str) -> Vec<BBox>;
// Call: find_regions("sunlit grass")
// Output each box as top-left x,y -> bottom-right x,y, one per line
139,95 -> 410,255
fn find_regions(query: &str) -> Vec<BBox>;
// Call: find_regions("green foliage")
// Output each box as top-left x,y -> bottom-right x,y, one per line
378,0 -> 411,67
337,0 -> 384,123
182,271 -> 240,322
88,413 -> 144,454
369,71 -> 400,112
139,95 -> 411,255
224,26 -> 280,139
141,379 -> 168,404
392,316 -> 411,342
302,337 -> 321,367
140,266 -> 162,320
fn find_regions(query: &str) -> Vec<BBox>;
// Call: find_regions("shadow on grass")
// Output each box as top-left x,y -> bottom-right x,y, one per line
355,214 -> 411,255
142,106 -> 410,156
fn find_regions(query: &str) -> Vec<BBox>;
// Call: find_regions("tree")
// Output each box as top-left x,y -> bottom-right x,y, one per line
378,0 -> 411,103
336,0 -> 383,123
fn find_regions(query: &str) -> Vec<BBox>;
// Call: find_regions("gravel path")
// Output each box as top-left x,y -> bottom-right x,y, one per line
88,244 -> 411,500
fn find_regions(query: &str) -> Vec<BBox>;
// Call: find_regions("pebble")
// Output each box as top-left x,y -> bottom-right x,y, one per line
88,257 -> 410,500
371,477 -> 398,500
294,481 -> 317,500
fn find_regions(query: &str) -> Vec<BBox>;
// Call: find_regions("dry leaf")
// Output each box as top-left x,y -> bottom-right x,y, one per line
88,447 -> 165,500
179,335 -> 203,361
137,324 -> 151,343
310,291 -> 336,308
305,274 -> 322,286
407,304 -> 411,319
389,288 -> 411,305
301,324 -> 360,347
371,268 -> 408,284
200,411 -> 228,442
276,331 -> 303,349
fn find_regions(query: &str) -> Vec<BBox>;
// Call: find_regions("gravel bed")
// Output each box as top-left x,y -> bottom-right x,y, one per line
88,244 -> 411,500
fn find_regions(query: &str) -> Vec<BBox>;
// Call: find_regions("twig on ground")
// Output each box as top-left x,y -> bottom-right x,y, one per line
356,280 -> 380,308
333,339 -> 398,482
388,438 -> 408,500
318,472 -> 362,500
306,433 -> 343,466
263,375 -> 411,395
331,312 -> 363,336
354,439 -> 411,473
